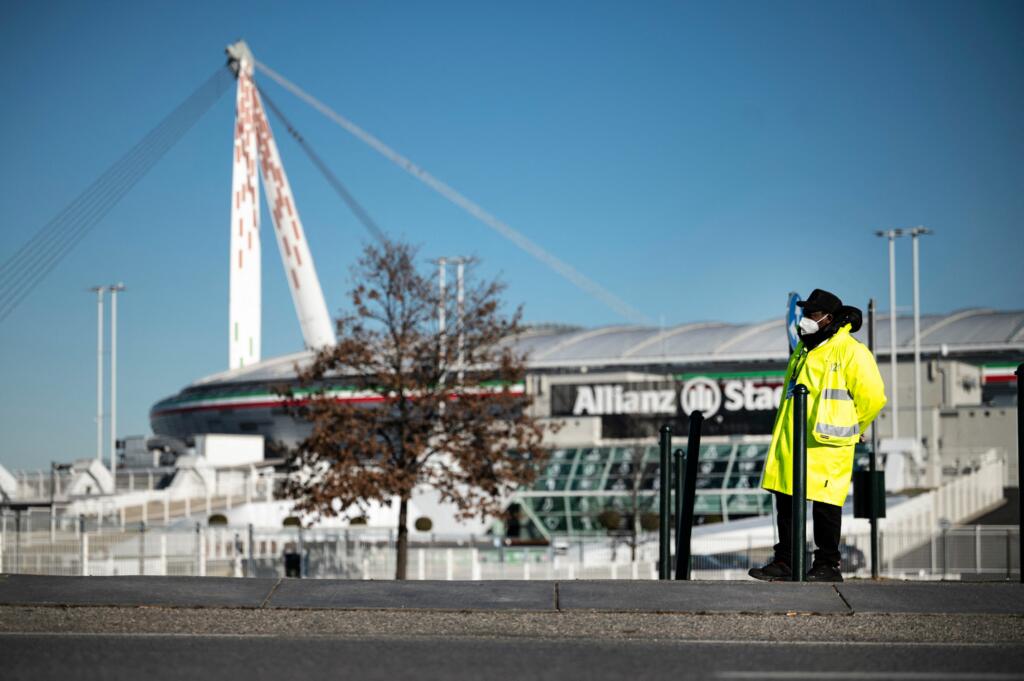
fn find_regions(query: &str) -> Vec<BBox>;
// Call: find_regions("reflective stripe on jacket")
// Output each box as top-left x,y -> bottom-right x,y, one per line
761,324 -> 887,506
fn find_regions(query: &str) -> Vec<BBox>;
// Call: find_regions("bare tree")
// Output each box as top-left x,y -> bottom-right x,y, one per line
280,239 -> 549,579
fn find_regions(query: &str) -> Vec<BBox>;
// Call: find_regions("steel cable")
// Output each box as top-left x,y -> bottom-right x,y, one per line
0,66 -> 230,291
0,81 -> 216,305
256,84 -> 387,245
0,66 -> 232,322
0,92 -> 191,292
255,60 -> 651,325
0,67 -> 232,319
0,67 -> 232,315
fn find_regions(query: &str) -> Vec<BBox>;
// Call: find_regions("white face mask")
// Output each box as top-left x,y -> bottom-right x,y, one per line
798,314 -> 829,336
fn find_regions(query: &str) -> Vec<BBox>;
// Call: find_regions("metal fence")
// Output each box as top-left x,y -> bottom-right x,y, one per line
856,526 -> 1020,580
686,526 -> 1020,580
0,516 -> 1018,580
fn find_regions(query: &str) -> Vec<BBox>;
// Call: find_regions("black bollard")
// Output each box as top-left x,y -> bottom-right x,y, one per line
659,425 -> 672,580
284,551 -> 302,578
1017,364 -> 1023,584
676,411 -> 705,580
14,509 -> 21,573
673,448 -> 685,579
138,521 -> 146,576
792,384 -> 809,582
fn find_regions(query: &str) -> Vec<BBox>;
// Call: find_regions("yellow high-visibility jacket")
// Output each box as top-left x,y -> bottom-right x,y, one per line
761,324 -> 887,507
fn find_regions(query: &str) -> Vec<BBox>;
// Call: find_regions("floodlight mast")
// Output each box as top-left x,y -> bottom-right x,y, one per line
434,256 -> 469,387
455,258 -> 465,384
109,283 -> 125,477
875,229 -> 906,439
438,257 -> 447,387
910,227 -> 933,476
89,286 -> 105,462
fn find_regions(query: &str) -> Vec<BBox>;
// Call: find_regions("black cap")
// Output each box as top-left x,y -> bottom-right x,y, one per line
797,289 -> 842,315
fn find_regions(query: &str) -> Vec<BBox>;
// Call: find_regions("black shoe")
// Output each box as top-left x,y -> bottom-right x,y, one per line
804,562 -> 843,582
748,559 -> 792,581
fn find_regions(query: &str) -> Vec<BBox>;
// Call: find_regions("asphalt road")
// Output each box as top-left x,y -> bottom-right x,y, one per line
2,577 -> 1021,680
3,633 -> 1023,681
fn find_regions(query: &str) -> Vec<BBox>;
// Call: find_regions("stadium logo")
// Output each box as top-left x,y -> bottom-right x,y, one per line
566,378 -> 784,419
679,377 -> 722,417
681,376 -> 784,418
571,385 -> 675,416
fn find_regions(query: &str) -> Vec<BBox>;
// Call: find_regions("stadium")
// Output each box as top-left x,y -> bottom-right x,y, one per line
151,307 -> 1023,538
134,42 -> 1021,540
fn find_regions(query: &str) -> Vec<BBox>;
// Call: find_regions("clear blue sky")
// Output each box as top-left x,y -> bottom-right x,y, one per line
1,1 -> 1021,470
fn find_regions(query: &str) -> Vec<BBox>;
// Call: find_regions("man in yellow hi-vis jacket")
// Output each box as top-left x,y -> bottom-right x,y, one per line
750,289 -> 887,582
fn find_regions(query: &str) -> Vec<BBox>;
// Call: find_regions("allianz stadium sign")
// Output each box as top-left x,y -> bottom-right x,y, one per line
549,374 -> 785,438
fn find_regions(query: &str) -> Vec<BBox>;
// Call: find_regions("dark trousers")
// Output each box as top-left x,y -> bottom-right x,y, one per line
772,491 -> 842,567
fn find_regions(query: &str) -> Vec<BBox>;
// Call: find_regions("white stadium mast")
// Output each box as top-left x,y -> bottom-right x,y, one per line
227,42 -> 261,368
226,41 -> 335,369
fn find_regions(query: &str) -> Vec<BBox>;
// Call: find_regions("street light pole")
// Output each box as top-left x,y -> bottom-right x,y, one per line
436,258 -> 447,389
435,257 -> 470,386
868,298 -> 880,578
875,229 -> 905,439
109,283 -> 125,477
454,257 -> 466,385
90,286 -> 106,462
909,228 -> 932,474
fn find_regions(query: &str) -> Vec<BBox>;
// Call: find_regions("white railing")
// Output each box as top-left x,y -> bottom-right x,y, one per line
55,470 -> 281,528
0,450 -> 1010,579
1,521 -> 1016,581
0,523 -> 658,579
7,470 -> 74,501
842,451 -> 1006,569
7,466 -> 280,505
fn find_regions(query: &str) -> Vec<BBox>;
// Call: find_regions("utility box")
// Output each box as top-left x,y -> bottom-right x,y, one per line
120,436 -> 159,468
929,360 -> 983,408
853,470 -> 886,519
194,434 -> 264,467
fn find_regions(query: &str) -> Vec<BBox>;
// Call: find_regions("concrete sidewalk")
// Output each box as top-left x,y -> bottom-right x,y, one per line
1,574 -> 1021,615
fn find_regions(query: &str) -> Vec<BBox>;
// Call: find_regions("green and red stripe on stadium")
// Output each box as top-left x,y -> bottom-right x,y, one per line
151,381 -> 526,416
982,363 -> 1020,384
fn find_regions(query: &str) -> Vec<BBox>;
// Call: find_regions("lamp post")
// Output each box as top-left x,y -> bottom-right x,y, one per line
909,228 -> 932,473
458,256 -> 466,385
867,299 -> 880,578
434,257 -> 469,387
435,258 -> 447,388
109,283 -> 126,477
89,286 -> 106,462
875,229 -> 906,439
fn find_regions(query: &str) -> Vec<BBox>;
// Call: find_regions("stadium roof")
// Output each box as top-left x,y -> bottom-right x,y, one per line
517,308 -> 1024,368
193,308 -> 1024,386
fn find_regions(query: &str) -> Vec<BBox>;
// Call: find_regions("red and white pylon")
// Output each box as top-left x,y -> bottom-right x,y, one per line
226,41 -> 335,369
228,47 -> 261,369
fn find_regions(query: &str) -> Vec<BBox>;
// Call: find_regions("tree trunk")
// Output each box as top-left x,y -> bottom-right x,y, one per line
395,496 -> 409,580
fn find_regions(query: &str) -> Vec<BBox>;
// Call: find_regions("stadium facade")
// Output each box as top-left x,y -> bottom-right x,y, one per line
151,308 -> 1023,538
